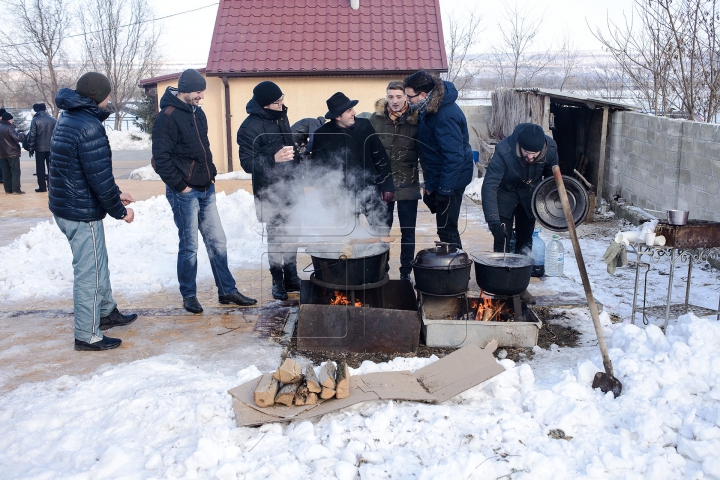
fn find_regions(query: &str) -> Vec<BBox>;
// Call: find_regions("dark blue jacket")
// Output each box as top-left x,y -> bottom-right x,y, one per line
152,87 -> 217,192
417,80 -> 474,196
49,88 -> 126,222
481,123 -> 558,225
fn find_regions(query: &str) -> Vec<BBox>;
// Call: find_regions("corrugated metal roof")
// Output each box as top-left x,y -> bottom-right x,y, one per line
205,0 -> 448,76
516,88 -> 638,111
139,68 -> 206,88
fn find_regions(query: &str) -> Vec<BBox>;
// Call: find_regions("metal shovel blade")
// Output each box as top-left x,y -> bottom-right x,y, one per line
592,371 -> 623,397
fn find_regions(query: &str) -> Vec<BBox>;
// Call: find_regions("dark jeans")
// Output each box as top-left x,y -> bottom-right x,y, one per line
36,151 -> 50,191
166,183 -> 238,299
493,203 -> 535,254
1,157 -> 21,193
436,189 -> 464,249
386,199 -> 418,275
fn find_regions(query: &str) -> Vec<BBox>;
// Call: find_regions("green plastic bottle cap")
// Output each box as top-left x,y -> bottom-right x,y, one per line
553,235 -> 559,239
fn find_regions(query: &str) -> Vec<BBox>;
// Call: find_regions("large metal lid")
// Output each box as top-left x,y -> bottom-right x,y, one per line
412,242 -> 472,269
532,175 -> 589,232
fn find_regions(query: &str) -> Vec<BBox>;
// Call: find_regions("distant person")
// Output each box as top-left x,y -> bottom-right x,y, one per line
24,103 -> 57,193
291,115 -> 324,156
152,68 -> 257,313
237,81 -> 302,300
310,92 -> 395,233
49,72 -> 138,351
0,111 -> 26,195
481,122 -> 558,304
369,81 -> 422,282
0,108 -> 5,184
404,70 -> 474,249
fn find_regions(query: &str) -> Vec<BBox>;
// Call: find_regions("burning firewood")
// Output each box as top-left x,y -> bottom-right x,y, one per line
275,382 -> 300,406
335,362 -> 350,399
253,373 -> 279,407
303,364 -> 322,393
273,358 -> 302,384
319,361 -> 337,399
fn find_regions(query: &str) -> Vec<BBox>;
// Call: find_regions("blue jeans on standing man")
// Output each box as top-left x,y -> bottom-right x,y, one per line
166,183 -> 239,299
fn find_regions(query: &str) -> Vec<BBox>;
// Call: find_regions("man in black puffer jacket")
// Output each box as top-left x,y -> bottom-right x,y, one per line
237,81 -> 301,301
0,111 -> 25,194
24,103 -> 57,192
152,69 -> 257,313
481,123 -> 559,304
49,72 -> 138,351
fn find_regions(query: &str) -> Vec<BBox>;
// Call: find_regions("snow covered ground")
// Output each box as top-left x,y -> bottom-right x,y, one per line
129,164 -> 252,181
107,130 -> 151,150
1,198 -> 719,478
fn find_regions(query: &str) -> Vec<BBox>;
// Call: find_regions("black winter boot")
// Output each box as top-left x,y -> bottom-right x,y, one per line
99,307 -> 138,331
270,267 -> 288,300
283,262 -> 301,292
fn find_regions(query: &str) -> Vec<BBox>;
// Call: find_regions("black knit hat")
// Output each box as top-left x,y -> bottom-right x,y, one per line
252,81 -> 283,107
76,72 -> 112,104
177,69 -> 206,93
1,111 -> 13,121
517,124 -> 546,152
0,108 -> 5,117
325,92 -> 359,119
33,103 -> 46,112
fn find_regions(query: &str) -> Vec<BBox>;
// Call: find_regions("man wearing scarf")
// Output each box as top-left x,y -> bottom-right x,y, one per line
369,81 -> 422,282
404,70 -> 474,249
481,122 -> 559,303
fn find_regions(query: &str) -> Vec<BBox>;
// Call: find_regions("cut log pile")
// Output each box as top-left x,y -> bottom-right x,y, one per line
253,358 -> 350,407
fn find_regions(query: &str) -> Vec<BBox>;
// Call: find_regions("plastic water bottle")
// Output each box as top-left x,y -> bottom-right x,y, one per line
531,227 -> 545,277
544,235 -> 564,277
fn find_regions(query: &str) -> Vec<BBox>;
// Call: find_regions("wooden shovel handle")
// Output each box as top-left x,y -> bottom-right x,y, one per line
553,166 -> 615,377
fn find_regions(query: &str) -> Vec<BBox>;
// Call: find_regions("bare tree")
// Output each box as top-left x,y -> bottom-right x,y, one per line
0,0 -> 77,117
441,6 -> 485,96
557,30 -> 580,91
488,1 -> 556,88
80,0 -> 160,130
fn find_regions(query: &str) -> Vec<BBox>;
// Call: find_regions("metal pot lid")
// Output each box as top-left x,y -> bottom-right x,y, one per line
532,175 -> 589,232
412,241 -> 472,268
471,252 -> 534,268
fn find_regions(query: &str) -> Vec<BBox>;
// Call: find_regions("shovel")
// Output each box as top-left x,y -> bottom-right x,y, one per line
552,166 -> 622,397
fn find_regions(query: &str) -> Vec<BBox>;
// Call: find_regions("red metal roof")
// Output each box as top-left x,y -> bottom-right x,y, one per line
205,0 -> 447,76
139,68 -> 206,87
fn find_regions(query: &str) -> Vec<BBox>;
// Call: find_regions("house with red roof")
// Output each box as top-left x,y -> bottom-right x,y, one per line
140,0 -> 447,173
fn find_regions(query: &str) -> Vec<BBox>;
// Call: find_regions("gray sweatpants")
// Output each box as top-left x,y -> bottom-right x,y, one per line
54,215 -> 117,342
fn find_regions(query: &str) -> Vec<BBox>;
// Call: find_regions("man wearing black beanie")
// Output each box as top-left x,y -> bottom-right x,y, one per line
24,102 -> 56,192
481,122 -> 559,303
153,69 -> 257,313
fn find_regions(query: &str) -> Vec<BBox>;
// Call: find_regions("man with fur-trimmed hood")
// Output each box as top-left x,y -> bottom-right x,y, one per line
369,81 -> 422,281
404,70 -> 474,249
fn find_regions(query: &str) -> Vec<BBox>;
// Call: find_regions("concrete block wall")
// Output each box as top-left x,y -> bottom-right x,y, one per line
460,105 -> 493,150
606,111 -> 720,222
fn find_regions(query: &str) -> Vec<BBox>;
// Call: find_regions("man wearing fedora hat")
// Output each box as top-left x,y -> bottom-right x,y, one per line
310,92 -> 395,233
24,103 -> 57,192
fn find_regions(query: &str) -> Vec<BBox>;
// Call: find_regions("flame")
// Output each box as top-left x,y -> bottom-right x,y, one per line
473,291 -> 512,321
330,291 -> 362,307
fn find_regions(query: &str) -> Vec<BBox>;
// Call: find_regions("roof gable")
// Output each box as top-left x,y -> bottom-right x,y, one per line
206,0 -> 447,76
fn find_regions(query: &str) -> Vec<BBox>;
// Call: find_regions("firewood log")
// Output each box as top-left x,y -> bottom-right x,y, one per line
335,362 -> 350,399
482,308 -> 494,322
320,386 -> 336,399
273,358 -> 302,384
295,382 -> 309,406
306,392 -> 318,405
275,382 -> 300,406
318,361 -> 337,390
303,364 -> 322,393
253,373 -> 279,407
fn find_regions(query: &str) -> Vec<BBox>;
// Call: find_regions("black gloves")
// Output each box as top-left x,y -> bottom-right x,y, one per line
423,190 -> 437,214
29,150 -> 35,158
381,191 -> 395,203
489,223 -> 508,246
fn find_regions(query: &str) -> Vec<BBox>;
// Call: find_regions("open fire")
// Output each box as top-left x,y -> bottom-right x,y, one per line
329,291 -> 363,307
469,292 -> 513,322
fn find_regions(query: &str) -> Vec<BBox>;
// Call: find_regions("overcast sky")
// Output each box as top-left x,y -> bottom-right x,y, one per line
151,0 -> 635,68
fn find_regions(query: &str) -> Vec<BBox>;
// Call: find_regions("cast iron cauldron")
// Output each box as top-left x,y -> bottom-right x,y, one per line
472,252 -> 534,296
308,243 -> 389,286
532,175 -> 589,232
412,242 -> 472,295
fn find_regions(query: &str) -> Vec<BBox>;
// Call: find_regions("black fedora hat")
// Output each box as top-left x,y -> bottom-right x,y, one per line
325,92 -> 359,119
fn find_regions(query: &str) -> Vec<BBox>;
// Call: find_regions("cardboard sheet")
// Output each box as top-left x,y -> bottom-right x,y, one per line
229,343 -> 505,427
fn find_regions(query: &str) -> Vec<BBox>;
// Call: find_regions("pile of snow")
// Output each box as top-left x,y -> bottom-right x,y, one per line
1,312 -> 719,478
0,190 -> 265,302
107,130 -> 151,150
464,176 -> 484,202
128,164 -> 252,181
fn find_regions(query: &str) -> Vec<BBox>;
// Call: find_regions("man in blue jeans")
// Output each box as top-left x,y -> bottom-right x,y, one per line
152,69 -> 257,313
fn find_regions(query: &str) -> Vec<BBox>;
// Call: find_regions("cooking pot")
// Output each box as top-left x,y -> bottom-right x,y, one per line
412,242 -> 472,295
532,175 -> 589,232
472,252 -> 534,296
307,243 -> 389,287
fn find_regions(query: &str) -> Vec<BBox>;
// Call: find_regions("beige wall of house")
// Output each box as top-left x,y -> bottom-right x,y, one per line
156,74 -> 400,173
